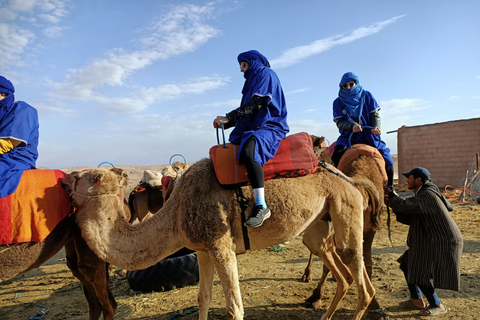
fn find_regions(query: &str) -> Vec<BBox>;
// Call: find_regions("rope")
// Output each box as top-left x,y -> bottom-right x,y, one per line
70,190 -> 118,199
348,125 -> 373,148
445,185 -> 480,204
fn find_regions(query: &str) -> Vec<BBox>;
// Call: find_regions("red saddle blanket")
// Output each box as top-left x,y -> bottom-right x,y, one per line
0,169 -> 71,245
337,144 -> 388,184
209,132 -> 318,185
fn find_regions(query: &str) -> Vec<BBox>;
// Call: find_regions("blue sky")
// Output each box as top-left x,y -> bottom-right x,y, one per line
1,0 -> 479,169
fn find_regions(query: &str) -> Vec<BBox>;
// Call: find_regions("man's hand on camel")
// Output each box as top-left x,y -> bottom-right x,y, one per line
213,116 -> 230,128
353,123 -> 363,132
371,126 -> 381,134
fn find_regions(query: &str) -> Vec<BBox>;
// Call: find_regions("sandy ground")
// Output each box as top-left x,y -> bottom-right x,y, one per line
0,164 -> 479,320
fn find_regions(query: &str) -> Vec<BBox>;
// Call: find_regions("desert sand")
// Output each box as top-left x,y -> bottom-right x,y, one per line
0,163 -> 479,320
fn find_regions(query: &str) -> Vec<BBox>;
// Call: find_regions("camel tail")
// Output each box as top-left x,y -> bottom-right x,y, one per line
351,177 -> 382,231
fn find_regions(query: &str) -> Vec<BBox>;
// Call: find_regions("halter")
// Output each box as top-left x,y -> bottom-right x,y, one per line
69,174 -> 119,199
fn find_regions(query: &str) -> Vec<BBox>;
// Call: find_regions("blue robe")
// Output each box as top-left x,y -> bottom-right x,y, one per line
0,101 -> 39,197
333,90 -> 393,170
230,55 -> 289,166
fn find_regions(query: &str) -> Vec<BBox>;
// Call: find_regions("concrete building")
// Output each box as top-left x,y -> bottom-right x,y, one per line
397,117 -> 480,189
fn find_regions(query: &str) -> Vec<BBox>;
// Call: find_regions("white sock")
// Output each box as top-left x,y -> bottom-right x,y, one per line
253,188 -> 267,208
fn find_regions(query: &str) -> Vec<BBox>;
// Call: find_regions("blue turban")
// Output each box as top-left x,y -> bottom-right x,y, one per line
338,72 -> 364,120
237,50 -> 271,95
0,76 -> 15,121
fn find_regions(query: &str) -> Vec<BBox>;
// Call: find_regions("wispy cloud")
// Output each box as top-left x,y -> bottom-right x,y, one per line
47,4 -> 222,114
286,88 -> 310,95
270,15 -> 405,69
380,98 -> 431,115
0,0 -> 71,68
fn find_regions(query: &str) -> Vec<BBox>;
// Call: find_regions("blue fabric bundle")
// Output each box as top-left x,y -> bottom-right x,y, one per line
0,76 -> 39,198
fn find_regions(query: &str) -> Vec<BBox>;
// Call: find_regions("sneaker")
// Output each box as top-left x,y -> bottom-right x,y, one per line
245,205 -> 271,227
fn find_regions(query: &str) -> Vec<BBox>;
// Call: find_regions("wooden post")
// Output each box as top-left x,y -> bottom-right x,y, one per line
460,170 -> 469,202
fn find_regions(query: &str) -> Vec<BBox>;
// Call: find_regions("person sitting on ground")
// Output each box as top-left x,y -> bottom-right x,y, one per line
0,75 -> 39,198
331,72 -> 394,187
384,167 -> 463,317
213,50 -> 289,228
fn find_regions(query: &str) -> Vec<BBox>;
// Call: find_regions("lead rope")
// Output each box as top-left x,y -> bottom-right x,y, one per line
235,187 -> 250,251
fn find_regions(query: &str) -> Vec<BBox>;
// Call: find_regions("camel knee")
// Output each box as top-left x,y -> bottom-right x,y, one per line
337,248 -> 356,266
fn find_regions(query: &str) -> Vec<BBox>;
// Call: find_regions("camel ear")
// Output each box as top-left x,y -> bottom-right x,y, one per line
91,172 -> 105,186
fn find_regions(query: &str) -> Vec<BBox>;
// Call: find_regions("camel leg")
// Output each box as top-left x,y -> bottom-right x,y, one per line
331,216 -> 375,320
363,230 -> 385,319
305,261 -> 332,309
65,239 -> 103,320
303,221 -> 353,317
71,225 -> 117,320
301,252 -> 315,282
208,247 -> 243,320
197,251 -> 215,320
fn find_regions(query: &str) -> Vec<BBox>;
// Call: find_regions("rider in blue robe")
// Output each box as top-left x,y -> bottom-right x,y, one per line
0,76 -> 39,198
214,50 -> 289,227
332,72 -> 394,187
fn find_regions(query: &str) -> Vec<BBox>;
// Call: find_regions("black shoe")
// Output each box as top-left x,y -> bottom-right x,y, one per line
245,205 -> 271,227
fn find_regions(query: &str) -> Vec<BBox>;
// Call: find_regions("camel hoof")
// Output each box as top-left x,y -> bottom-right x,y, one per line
300,275 -> 312,282
305,299 -> 323,310
367,308 -> 389,320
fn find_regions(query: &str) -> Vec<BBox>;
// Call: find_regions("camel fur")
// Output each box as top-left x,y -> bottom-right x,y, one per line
64,158 -> 376,320
0,167 -> 129,320
302,140 -> 386,318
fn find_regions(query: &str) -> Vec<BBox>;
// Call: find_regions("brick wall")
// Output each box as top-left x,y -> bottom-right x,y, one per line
397,118 -> 480,188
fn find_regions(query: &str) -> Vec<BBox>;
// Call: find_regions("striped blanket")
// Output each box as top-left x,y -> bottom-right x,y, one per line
0,169 -> 71,245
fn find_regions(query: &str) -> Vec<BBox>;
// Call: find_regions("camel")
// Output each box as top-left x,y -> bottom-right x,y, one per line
302,139 -> 387,319
0,167 -> 129,320
128,162 -> 189,223
64,158 -> 377,320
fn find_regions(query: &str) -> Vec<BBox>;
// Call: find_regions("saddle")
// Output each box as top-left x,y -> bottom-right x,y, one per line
0,169 -> 71,245
209,132 -> 318,186
337,144 -> 388,185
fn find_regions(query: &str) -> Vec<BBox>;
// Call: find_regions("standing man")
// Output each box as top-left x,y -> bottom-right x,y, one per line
0,75 -> 39,198
384,167 -> 463,316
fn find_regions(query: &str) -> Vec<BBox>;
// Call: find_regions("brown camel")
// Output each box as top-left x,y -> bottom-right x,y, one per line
64,158 -> 377,320
128,162 -> 189,223
0,167 -> 129,320
302,140 -> 386,319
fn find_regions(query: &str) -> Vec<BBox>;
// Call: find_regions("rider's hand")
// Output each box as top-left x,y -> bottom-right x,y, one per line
353,124 -> 363,133
371,126 -> 381,135
213,116 -> 230,128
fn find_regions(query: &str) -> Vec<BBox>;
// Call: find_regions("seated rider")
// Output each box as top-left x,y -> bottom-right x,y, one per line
0,75 -> 39,198
213,50 -> 289,228
331,72 -> 394,187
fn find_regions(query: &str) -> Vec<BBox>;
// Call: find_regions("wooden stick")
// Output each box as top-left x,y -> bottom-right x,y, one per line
460,170 -> 469,202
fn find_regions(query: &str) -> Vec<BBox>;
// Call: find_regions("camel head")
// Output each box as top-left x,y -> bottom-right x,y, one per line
161,161 -> 189,181
62,168 -> 121,207
310,135 -> 332,163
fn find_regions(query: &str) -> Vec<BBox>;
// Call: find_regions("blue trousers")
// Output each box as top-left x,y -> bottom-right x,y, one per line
407,282 -> 442,307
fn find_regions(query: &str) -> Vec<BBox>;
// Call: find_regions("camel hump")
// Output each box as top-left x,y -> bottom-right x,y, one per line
337,144 -> 388,183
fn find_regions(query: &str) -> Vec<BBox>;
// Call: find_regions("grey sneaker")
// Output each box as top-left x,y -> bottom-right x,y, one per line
245,205 -> 271,227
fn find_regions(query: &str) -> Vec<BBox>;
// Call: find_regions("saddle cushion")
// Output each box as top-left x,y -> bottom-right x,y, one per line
0,169 -> 71,245
337,144 -> 388,184
209,132 -> 318,185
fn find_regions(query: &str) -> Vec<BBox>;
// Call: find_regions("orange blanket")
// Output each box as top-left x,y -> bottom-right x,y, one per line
209,132 -> 318,185
0,169 -> 71,245
337,144 -> 388,184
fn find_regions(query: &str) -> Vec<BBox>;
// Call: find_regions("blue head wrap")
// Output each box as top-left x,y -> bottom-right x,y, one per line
0,76 -> 15,121
338,72 -> 364,120
237,50 -> 270,95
